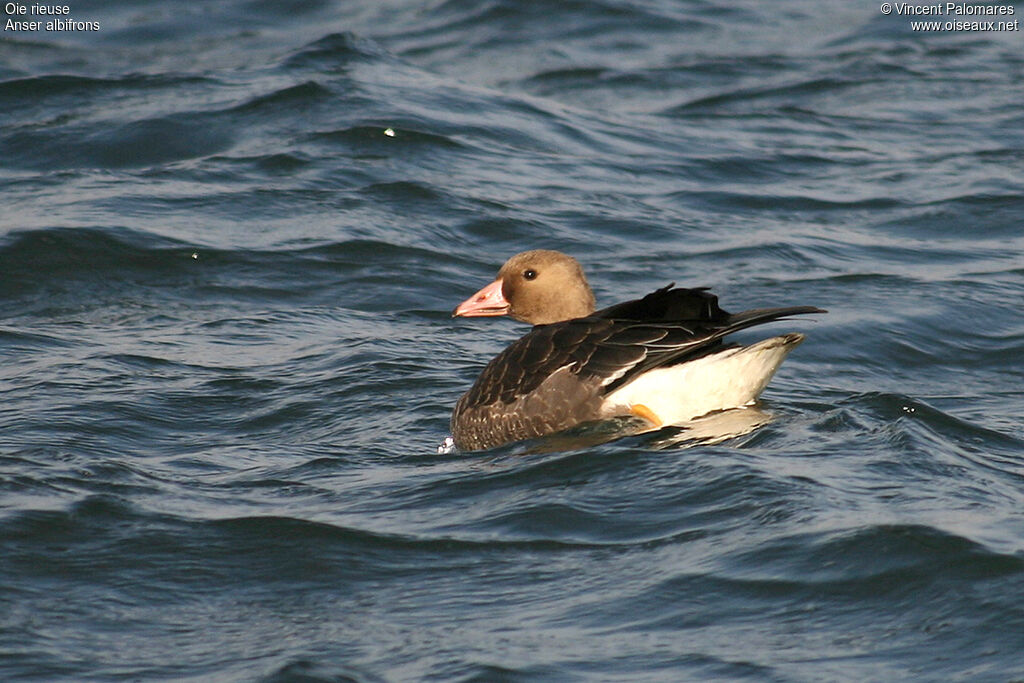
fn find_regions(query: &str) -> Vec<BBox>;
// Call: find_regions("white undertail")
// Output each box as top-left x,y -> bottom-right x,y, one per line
601,333 -> 805,425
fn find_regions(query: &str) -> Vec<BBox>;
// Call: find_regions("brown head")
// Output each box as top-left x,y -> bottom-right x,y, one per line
452,250 -> 597,325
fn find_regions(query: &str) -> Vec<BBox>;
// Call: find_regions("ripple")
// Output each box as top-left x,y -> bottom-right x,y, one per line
0,114 -> 234,171
3,0 -> 1024,680
282,31 -> 391,70
230,80 -> 334,113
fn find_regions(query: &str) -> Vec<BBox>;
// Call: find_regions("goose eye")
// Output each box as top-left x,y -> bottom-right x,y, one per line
523,269 -> 537,281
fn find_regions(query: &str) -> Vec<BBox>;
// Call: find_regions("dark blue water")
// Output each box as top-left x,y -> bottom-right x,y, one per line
3,1 -> 1024,680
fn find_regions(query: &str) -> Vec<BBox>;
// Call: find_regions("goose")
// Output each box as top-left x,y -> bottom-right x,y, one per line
450,250 -> 824,451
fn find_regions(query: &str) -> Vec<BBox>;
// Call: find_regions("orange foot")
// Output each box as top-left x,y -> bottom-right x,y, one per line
630,403 -> 663,428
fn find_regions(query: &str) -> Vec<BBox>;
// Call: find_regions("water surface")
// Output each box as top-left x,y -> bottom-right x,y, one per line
2,1 -> 1024,680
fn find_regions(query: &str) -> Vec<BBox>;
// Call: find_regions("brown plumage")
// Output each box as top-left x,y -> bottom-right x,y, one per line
450,250 -> 824,451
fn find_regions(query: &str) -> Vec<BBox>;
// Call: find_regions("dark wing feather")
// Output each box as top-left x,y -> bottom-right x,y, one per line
595,303 -> 825,393
594,284 -> 723,322
451,286 -> 824,450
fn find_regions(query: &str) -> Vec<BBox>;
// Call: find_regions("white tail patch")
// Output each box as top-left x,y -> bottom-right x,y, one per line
601,333 -> 805,426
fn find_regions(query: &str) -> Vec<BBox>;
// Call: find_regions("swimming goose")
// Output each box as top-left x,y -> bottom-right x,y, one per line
450,250 -> 824,451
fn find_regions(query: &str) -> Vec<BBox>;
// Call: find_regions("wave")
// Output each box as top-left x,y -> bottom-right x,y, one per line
281,32 -> 392,71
